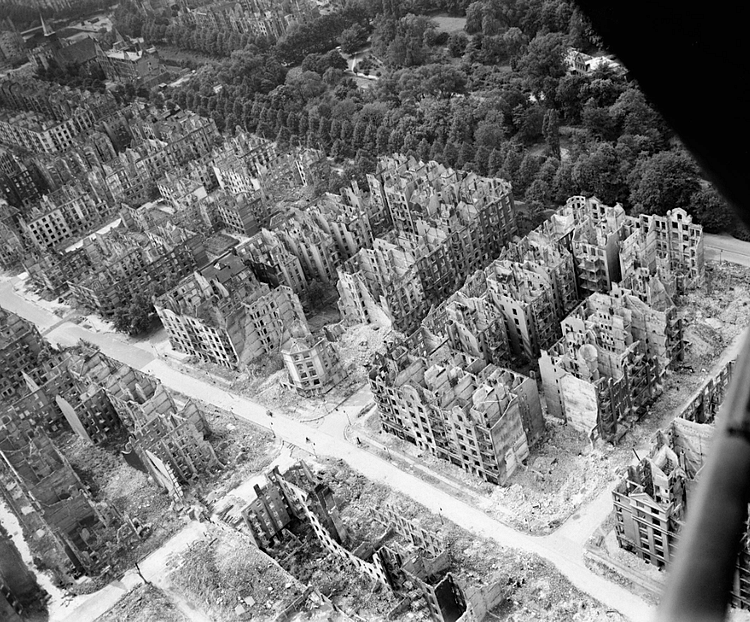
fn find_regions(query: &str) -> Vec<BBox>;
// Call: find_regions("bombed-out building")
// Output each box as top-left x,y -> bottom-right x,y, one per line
0,415 -> 135,580
156,254 -> 308,369
540,284 -> 683,442
369,332 -> 544,485
0,308 -> 52,403
337,238 -> 428,333
67,224 -> 203,318
281,325 -> 344,397
218,461 -> 507,622
611,360 -> 749,607
619,207 -> 705,294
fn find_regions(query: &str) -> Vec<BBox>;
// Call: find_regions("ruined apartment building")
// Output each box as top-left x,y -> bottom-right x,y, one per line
422,284 -> 512,368
281,325 -> 344,397
276,209 -> 344,284
87,351 -> 218,495
210,132 -> 324,199
337,237 -> 429,333
156,254 -> 308,369
220,461 -> 505,622
613,361 -> 733,565
540,284 -> 683,442
529,196 -> 624,297
157,163 -> 217,205
236,229 -> 308,293
67,224 -> 202,319
368,155 -> 517,304
0,208 -> 24,271
619,207 -> 705,293
1,346 -> 94,436
204,188 -> 267,237
538,196 -> 704,299
308,186 -> 381,263
257,181 -> 390,290
371,155 -> 515,238
18,181 -> 114,251
0,415 -> 133,579
420,231 -> 577,367
369,332 -> 544,485
0,308 -> 51,402
1,330 -> 217,498
610,361 -> 750,607
23,247 -> 93,298
1,522 -> 40,622
500,231 -> 579,321
567,197 -> 626,297
483,260 -> 560,361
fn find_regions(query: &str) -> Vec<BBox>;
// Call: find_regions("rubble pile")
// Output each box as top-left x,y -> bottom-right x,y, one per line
199,404 -> 278,494
58,434 -> 182,572
94,583 -> 187,622
170,525 -> 306,621
318,459 -> 623,621
486,421 -> 617,533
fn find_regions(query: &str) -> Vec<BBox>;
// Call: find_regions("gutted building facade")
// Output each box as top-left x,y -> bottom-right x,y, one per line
281,327 -> 344,397
611,361 -> 746,607
539,284 -> 683,442
338,238 -> 428,333
0,415 -> 133,579
369,333 -> 544,485
0,308 -> 51,402
155,254 -> 308,369
67,225 -> 202,318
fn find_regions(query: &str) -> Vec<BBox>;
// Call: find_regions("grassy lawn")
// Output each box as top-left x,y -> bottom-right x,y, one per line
432,14 -> 467,33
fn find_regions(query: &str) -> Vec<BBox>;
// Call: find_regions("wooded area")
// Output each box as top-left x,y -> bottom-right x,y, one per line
104,0 -> 737,234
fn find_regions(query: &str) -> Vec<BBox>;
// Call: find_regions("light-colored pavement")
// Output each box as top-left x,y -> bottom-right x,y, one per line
1,275 -> 653,621
61,521 -> 209,622
705,233 -> 750,267
4,236 -> 747,622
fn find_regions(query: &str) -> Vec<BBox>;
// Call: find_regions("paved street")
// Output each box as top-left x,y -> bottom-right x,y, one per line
705,233 -> 750,267
1,275 -> 653,621
61,521 -> 210,622
13,231 -> 750,620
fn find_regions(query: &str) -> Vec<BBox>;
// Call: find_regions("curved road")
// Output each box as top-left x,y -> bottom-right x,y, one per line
2,278 -> 651,621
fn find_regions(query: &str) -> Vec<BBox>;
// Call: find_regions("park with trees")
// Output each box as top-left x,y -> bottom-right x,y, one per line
104,0 -> 737,236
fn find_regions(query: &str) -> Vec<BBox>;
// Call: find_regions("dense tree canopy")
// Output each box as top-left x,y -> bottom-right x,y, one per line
95,0 -> 737,232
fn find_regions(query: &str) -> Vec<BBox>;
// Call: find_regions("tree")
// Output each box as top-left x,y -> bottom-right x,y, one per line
628,150 -> 701,215
609,87 -> 667,144
464,2 -> 484,34
339,23 -> 369,54
376,125 -> 391,154
113,294 -> 153,336
542,109 -> 561,159
688,186 -> 734,233
447,32 -> 468,57
128,296 -> 154,336
573,142 -> 627,205
552,161 -> 577,204
474,145 -> 491,175
515,153 -> 542,195
517,32 -> 566,104
488,148 -> 504,175
581,100 -> 616,140
458,141 -> 475,169
303,278 -> 332,311
502,27 -> 528,69
442,141 -> 459,167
